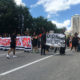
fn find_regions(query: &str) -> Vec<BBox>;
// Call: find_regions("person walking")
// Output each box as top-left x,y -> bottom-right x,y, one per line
6,32 -> 16,58
41,30 -> 46,55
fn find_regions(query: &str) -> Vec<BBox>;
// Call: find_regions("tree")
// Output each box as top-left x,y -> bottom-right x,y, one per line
30,16 -> 57,35
0,0 -> 18,34
16,5 -> 32,34
0,0 -> 33,34
0,0 -> 66,35
56,27 -> 66,33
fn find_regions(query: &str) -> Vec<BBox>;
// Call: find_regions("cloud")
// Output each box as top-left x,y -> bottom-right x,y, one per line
31,0 -> 80,16
14,0 -> 25,6
52,20 -> 71,30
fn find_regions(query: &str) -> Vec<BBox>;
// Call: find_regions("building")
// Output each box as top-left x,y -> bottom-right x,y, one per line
71,14 -> 80,35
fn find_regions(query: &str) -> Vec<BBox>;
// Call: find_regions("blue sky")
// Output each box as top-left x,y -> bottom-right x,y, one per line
15,0 -> 80,31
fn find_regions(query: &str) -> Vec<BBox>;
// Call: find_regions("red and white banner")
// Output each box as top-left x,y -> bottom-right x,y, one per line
0,36 -> 32,50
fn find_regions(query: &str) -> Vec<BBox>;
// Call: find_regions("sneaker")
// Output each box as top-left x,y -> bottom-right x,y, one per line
13,55 -> 17,58
6,55 -> 10,59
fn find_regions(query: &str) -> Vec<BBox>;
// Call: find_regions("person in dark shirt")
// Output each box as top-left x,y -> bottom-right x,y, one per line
6,32 -> 16,58
32,32 -> 38,53
66,36 -> 70,47
41,31 -> 46,55
71,33 -> 79,51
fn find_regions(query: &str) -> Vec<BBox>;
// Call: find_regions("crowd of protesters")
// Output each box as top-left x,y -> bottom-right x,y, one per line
66,32 -> 80,52
31,31 -> 48,55
1,30 -> 80,59
5,30 -> 49,58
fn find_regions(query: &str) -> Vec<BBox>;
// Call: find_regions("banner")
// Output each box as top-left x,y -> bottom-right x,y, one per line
0,36 -> 32,50
46,33 -> 65,47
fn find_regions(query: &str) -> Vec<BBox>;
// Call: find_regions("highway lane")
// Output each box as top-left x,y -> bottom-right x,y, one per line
0,49 -> 80,80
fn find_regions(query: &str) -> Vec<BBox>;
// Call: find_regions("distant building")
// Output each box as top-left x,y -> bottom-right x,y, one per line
71,14 -> 80,35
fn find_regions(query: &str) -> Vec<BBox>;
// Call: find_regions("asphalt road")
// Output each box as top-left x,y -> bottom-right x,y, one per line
0,49 -> 80,80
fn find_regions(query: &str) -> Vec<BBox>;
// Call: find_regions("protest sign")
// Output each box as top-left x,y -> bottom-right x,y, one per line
0,36 -> 32,50
46,33 -> 65,47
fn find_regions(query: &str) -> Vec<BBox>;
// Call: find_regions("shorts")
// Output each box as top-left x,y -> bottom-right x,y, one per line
10,42 -> 16,48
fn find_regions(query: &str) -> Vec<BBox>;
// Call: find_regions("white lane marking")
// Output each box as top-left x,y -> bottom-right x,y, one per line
0,55 -> 53,76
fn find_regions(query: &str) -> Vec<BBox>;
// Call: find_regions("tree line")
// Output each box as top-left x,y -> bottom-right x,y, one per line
0,0 -> 66,35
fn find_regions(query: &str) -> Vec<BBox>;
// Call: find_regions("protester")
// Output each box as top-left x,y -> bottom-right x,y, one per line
32,32 -> 38,53
60,45 -> 66,55
45,32 -> 50,52
37,34 -> 41,53
6,32 -> 16,58
66,36 -> 70,47
41,30 -> 46,55
59,34 -> 66,55
77,37 -> 80,51
77,34 -> 80,51
71,33 -> 79,51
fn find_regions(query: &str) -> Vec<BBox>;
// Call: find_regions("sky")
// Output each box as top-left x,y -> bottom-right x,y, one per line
14,0 -> 80,31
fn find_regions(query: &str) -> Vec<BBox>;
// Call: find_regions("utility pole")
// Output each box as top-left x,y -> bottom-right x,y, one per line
21,14 -> 24,35
19,5 -> 24,35
18,5 -> 24,35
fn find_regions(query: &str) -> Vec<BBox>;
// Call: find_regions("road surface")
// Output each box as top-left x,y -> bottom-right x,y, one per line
0,49 -> 80,80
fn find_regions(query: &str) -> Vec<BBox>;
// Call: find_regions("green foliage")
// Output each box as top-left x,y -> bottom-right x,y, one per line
0,0 -> 66,35
56,27 -> 66,33
30,16 -> 57,35
0,0 -> 17,33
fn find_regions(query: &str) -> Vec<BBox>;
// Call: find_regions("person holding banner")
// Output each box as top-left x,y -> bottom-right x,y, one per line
6,32 -> 16,58
32,32 -> 38,53
41,30 -> 46,55
60,34 -> 66,55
